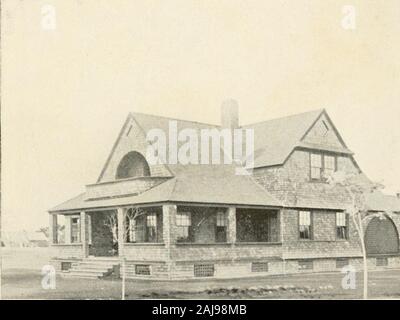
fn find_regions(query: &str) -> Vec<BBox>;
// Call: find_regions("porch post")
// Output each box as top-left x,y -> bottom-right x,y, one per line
65,216 -> 71,244
227,206 -> 236,243
80,211 -> 89,258
163,204 -> 176,279
117,207 -> 126,256
49,213 -> 58,244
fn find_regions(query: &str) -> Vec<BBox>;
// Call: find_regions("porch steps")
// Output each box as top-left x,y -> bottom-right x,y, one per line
62,258 -> 120,279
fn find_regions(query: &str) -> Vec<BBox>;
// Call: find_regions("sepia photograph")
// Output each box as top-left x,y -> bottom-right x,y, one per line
1,0 -> 400,305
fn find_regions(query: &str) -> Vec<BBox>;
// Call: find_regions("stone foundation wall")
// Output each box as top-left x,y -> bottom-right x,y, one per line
164,256 -> 400,280
123,243 -> 168,261
50,244 -> 84,259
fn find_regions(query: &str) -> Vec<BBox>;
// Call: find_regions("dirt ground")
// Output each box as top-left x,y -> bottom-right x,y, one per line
1,248 -> 400,300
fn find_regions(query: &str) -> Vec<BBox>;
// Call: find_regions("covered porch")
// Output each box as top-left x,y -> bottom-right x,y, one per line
49,204 -> 281,259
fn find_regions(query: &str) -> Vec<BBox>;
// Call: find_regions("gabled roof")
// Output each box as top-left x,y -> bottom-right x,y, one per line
50,108 -> 358,212
131,111 -> 218,133
242,109 -> 353,168
97,112 -> 219,182
102,108 -> 353,177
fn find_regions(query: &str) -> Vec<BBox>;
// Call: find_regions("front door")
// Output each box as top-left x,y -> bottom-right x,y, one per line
88,212 -> 118,257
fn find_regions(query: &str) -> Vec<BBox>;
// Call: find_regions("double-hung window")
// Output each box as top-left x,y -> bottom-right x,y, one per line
70,217 -> 80,243
310,153 -> 337,181
127,217 -> 136,243
336,212 -> 348,240
215,211 -> 227,243
310,154 -> 323,180
146,213 -> 157,242
299,211 -> 312,240
176,212 -> 192,242
324,155 -> 336,178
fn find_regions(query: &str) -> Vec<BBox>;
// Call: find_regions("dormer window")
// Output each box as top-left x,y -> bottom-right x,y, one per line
310,152 -> 337,181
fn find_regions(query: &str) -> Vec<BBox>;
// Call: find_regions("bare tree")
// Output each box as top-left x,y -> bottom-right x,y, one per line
104,212 -> 119,255
103,208 -> 147,247
121,207 -> 146,300
37,227 -> 49,239
124,207 -> 147,242
327,171 -> 386,299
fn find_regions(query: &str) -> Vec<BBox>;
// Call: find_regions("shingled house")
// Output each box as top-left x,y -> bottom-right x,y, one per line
49,102 -> 400,279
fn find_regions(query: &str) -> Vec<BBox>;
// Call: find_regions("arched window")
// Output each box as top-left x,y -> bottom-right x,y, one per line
115,151 -> 150,179
365,215 -> 399,255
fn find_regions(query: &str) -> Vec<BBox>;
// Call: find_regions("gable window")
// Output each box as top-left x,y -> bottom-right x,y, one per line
324,155 -> 336,178
299,211 -> 312,240
70,217 -> 80,243
322,120 -> 329,133
215,211 -> 227,243
116,151 -> 150,180
310,154 -> 322,180
336,212 -> 348,240
310,153 -> 337,181
176,212 -> 192,243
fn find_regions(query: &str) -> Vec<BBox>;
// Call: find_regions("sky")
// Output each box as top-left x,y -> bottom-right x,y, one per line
2,0 -> 400,231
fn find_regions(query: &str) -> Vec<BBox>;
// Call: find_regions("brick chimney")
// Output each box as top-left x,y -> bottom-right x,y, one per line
221,99 -> 239,129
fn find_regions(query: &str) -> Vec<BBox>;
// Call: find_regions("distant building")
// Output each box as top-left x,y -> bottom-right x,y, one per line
3,230 -> 48,247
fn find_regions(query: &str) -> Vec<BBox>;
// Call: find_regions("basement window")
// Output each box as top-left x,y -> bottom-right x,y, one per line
194,264 -> 214,277
61,262 -> 72,271
135,264 -> 151,275
376,257 -> 388,267
251,262 -> 269,273
298,260 -> 313,270
336,258 -> 349,269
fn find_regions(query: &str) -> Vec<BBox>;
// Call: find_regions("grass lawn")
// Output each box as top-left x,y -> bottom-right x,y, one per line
2,268 -> 400,299
2,248 -> 400,299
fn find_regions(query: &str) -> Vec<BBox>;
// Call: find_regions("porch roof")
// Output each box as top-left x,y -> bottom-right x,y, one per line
49,164 -> 283,213
365,192 -> 400,212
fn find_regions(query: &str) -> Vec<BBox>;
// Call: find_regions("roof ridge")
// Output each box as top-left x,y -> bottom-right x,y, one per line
241,108 -> 324,128
131,111 -> 219,127
132,108 -> 325,129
